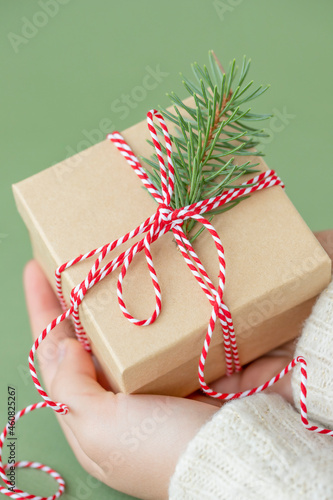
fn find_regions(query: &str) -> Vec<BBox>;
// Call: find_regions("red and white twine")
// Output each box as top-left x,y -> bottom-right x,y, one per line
1,110 -> 332,499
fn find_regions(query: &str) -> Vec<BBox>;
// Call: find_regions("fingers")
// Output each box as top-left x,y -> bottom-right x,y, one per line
315,229 -> 333,262
50,337 -> 105,409
188,340 -> 296,406
266,339 -> 296,358
23,259 -> 105,410
24,260 -> 108,477
187,372 -> 243,407
239,355 -> 293,403
23,259 -> 75,387
55,414 -> 103,479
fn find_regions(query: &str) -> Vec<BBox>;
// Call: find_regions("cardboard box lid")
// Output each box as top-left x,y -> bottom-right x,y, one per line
13,115 -> 331,392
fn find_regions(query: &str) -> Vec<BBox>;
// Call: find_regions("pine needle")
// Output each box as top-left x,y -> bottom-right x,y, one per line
142,52 -> 270,242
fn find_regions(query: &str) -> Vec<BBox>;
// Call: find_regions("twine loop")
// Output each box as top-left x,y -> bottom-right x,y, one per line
1,109 -> 332,500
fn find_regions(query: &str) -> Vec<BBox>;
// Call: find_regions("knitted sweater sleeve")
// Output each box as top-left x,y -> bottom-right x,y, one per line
291,280 -> 333,429
169,279 -> 333,500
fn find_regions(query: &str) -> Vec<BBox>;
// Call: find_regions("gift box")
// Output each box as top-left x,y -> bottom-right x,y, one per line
13,110 -> 331,397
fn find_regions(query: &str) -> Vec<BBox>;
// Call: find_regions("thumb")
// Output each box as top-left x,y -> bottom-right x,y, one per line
50,337 -> 107,414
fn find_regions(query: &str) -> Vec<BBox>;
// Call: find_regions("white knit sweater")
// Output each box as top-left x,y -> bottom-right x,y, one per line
169,280 -> 333,499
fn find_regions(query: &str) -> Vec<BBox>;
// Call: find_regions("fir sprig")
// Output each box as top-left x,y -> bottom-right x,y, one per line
142,51 -> 271,242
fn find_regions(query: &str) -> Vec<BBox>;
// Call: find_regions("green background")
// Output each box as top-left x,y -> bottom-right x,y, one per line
1,1 -> 332,499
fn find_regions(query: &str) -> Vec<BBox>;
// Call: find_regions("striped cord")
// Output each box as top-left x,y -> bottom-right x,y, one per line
0,402 -> 65,499
1,109 -> 331,499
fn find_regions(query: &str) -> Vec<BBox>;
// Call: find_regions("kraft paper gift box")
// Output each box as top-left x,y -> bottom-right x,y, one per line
13,115 -> 331,397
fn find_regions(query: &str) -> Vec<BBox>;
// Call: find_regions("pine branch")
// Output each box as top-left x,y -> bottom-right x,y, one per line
141,51 -> 271,242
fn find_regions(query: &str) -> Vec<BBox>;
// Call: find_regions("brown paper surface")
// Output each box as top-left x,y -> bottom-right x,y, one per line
13,113 -> 331,395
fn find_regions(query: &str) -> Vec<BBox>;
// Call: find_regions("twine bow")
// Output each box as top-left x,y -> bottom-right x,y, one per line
1,110 -> 332,500
108,110 -> 283,381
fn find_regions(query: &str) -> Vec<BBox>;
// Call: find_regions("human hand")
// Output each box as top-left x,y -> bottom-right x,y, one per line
22,261 -> 295,500
24,230 -> 332,500
24,260 -> 218,500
